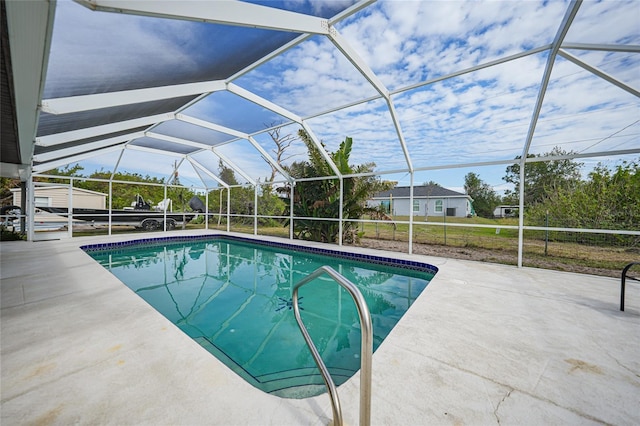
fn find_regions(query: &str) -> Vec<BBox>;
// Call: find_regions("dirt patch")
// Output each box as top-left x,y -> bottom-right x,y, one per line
357,238 -> 622,278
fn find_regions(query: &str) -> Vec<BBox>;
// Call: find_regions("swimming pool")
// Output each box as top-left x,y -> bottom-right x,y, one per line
83,235 -> 437,398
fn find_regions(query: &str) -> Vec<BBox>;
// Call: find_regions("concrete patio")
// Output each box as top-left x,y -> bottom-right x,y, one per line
1,230 -> 639,425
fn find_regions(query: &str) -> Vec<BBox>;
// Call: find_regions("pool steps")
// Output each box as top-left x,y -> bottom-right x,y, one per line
194,336 -> 353,398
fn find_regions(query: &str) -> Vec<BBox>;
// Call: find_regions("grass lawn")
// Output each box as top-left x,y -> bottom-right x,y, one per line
357,215 -> 637,275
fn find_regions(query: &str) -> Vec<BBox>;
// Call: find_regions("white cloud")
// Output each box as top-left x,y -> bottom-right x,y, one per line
282,0 -> 357,17
338,0 -> 566,89
42,0 -> 638,191
565,0 -> 640,44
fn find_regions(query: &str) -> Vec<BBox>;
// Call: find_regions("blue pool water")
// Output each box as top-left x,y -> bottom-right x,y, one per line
83,235 -> 437,398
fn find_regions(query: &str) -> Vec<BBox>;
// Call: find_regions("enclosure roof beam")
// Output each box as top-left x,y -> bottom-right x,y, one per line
75,0 -> 330,35
408,147 -> 640,173
187,160 -> 214,190
560,42 -> 640,53
177,113 -> 293,182
32,145 -> 125,173
247,136 -> 293,183
393,45 -> 551,96
187,158 -> 228,189
525,147 -> 640,163
302,46 -> 551,123
301,122 -> 342,178
227,83 -> 302,123
228,33 -> 314,83
187,161 -> 208,190
328,27 -> 413,172
177,114 -> 246,139
165,158 -> 186,185
211,149 -> 256,186
110,148 -> 125,180
32,131 -> 144,162
521,0 -> 582,160
35,113 -> 174,146
225,0 -> 375,83
328,27 -> 389,99
145,132 -> 214,152
558,49 -> 640,98
40,80 -> 226,115
126,145 -> 186,157
387,100 -> 414,172
328,0 -> 376,25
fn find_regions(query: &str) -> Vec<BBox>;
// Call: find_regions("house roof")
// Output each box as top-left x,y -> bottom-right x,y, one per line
373,185 -> 469,199
0,1 -> 20,173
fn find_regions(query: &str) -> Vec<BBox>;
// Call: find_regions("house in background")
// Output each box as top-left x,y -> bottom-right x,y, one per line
11,186 -> 107,209
369,184 -> 474,218
493,205 -> 519,218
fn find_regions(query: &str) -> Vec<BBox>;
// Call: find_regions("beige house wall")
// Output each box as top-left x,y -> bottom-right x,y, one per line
11,187 -> 106,209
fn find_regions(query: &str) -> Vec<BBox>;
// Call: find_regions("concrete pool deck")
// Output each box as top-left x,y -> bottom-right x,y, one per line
1,230 -> 639,425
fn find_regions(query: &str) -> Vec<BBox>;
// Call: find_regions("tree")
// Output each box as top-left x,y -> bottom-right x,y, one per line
209,161 -> 285,225
256,184 -> 287,226
218,160 -> 239,186
280,129 -> 394,243
211,160 -> 248,218
80,168 -> 170,209
33,163 -> 85,184
266,124 -> 299,183
464,172 -> 500,218
587,160 -> 640,231
526,159 -> 640,235
0,177 -> 20,205
503,147 -> 582,206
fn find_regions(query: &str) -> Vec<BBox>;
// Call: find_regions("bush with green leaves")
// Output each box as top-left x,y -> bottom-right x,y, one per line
279,130 -> 394,243
526,159 -> 639,246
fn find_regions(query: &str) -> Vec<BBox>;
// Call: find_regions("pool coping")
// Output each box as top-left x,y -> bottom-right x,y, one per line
80,233 -> 439,275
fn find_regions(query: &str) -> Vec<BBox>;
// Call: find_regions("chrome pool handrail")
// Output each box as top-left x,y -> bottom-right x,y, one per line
292,265 -> 373,426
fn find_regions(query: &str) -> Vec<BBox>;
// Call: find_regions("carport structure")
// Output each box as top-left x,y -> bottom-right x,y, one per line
2,0 -> 639,263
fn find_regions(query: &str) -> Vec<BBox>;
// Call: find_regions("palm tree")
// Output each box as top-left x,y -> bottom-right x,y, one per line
279,130 -> 393,243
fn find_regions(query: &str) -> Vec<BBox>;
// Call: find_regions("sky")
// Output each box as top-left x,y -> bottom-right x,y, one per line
39,0 -> 639,195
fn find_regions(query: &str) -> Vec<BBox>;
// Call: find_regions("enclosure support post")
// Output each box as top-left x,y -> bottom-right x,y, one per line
68,178 -> 74,238
163,184 -> 168,232
517,161 -> 525,267
544,210 -> 549,256
108,181 -> 112,235
444,197 -> 448,245
254,184 -> 258,236
19,182 -> 26,236
339,177 -> 344,246
408,173 -> 414,255
226,188 -> 231,232
110,149 -> 124,235
26,177 -> 35,242
205,191 -> 209,230
289,183 -> 295,240
218,190 -> 222,227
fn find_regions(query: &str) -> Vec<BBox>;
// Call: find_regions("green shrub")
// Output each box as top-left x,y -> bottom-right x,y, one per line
0,225 -> 24,241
